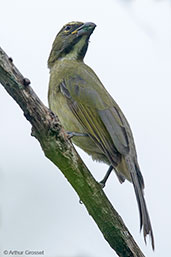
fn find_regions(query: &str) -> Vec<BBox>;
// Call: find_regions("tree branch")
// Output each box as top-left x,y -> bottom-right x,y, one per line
0,47 -> 145,257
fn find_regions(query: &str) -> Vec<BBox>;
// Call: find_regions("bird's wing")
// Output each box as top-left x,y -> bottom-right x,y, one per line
59,73 -> 129,164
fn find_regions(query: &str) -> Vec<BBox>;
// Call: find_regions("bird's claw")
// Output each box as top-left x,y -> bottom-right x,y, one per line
99,181 -> 106,188
66,131 -> 89,139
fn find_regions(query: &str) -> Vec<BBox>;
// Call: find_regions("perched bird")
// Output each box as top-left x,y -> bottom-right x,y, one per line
48,21 -> 154,249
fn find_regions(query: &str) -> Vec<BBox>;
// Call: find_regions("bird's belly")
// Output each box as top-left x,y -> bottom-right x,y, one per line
49,92 -> 109,164
50,91 -> 86,133
72,136 -> 110,165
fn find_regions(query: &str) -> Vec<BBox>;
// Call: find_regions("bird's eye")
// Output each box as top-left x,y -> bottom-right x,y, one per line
65,26 -> 71,32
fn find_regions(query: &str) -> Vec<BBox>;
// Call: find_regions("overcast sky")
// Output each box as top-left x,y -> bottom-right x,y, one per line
1,0 -> 171,257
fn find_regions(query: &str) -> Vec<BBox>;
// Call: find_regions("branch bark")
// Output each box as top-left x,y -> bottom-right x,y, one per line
0,47 -> 145,257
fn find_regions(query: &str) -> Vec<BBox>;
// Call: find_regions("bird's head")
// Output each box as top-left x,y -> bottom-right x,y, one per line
48,21 -> 96,68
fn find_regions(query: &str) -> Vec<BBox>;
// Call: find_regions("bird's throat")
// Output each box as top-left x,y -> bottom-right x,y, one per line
61,35 -> 89,61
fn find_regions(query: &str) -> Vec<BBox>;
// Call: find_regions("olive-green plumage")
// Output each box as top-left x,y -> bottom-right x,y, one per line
48,21 -> 154,249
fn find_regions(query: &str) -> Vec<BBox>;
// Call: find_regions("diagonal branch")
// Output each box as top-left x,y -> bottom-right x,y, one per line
0,46 -> 145,257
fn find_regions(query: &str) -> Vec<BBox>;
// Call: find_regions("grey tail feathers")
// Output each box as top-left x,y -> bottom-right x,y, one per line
130,163 -> 155,250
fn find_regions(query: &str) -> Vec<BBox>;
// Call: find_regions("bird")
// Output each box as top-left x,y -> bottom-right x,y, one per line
47,21 -> 154,249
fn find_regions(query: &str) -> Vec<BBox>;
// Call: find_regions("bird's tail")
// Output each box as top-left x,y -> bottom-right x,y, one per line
129,160 -> 155,250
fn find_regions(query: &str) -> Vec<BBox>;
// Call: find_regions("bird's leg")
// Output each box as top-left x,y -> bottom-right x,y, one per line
99,165 -> 113,188
67,131 -> 89,139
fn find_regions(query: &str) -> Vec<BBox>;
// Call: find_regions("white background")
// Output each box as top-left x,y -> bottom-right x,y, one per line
0,0 -> 171,256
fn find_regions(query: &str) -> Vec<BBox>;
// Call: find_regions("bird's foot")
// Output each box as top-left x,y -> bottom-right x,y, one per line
99,180 -> 106,188
99,165 -> 113,188
66,131 -> 89,139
